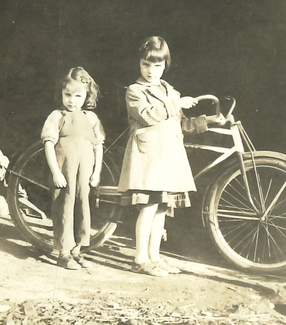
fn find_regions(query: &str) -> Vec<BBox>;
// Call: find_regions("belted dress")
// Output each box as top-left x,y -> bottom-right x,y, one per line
41,109 -> 105,251
118,77 -> 208,211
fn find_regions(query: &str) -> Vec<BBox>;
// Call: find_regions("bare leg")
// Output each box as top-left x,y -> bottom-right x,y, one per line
135,204 -> 158,264
149,203 -> 167,262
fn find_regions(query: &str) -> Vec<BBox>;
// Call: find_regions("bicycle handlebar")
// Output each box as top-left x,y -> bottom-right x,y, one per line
194,95 -> 236,121
195,94 -> 220,116
225,96 -> 236,119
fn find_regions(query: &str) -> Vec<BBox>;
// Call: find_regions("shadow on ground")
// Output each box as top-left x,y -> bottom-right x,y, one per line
0,203 -> 232,272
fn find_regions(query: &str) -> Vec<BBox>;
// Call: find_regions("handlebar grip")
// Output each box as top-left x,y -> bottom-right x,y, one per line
195,94 -> 220,116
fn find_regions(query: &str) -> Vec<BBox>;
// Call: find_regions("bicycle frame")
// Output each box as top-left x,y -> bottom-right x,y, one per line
185,120 -> 261,213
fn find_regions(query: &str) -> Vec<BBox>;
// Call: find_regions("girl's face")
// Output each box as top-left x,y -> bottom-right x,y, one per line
140,59 -> 165,85
62,81 -> 87,112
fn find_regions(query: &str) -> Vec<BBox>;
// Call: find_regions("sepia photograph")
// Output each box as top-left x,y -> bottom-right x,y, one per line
1,0 -> 286,324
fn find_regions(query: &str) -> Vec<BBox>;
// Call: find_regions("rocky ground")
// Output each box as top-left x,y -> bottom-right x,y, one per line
1,200 -> 286,325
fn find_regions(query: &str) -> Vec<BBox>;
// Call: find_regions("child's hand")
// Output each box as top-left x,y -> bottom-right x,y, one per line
90,173 -> 100,187
179,96 -> 198,109
52,171 -> 67,188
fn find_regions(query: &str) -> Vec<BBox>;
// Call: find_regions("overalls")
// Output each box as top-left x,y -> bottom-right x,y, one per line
52,110 -> 96,252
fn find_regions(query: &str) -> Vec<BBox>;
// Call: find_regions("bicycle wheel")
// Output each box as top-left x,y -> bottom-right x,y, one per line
203,152 -> 286,273
7,141 -> 121,253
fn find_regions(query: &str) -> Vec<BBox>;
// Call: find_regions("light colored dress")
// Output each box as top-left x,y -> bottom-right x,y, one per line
41,108 -> 105,251
118,77 -> 207,210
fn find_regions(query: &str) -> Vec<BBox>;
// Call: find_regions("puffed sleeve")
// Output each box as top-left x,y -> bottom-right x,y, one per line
85,111 -> 105,145
126,85 -> 169,126
41,110 -> 64,144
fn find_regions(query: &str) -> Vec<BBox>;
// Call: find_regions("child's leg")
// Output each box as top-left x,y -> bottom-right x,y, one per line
148,203 -> 167,262
52,181 -> 77,252
53,139 -> 78,253
135,204 -> 158,264
149,204 -> 181,274
74,142 -> 94,247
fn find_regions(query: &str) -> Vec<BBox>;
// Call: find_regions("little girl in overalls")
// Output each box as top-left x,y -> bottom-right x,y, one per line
41,67 -> 105,270
118,36 -> 224,277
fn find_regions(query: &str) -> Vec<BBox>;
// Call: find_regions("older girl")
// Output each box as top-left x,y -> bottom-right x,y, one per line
41,67 -> 105,270
118,36 -> 224,277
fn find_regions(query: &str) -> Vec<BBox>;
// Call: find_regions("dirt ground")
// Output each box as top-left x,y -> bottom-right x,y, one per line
2,199 -> 286,325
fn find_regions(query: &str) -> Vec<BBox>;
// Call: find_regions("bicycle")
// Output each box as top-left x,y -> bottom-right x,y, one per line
5,95 -> 286,274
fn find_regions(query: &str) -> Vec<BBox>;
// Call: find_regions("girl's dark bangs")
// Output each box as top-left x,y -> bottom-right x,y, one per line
145,49 -> 168,62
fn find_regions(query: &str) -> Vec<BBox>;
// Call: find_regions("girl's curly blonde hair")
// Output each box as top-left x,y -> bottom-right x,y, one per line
56,67 -> 100,109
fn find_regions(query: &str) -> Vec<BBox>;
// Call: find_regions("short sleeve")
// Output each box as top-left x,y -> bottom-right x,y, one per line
41,110 -> 64,144
84,111 -> 105,145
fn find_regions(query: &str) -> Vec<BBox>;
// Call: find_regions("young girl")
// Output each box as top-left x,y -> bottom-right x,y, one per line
41,67 -> 105,270
118,36 -> 224,277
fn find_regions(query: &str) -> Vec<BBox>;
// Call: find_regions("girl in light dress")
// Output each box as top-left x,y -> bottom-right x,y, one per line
118,36 -> 224,277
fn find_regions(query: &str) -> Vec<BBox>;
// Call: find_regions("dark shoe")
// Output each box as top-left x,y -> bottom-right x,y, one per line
156,259 -> 181,274
57,255 -> 81,270
131,261 -> 168,277
72,255 -> 91,268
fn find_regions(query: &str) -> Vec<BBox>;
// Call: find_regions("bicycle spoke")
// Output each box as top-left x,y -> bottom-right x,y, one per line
261,223 -> 285,260
219,193 -> 255,214
272,196 -> 286,212
217,212 -> 259,221
263,177 -> 272,205
222,179 -> 255,212
262,181 -> 286,219
230,223 -> 262,261
266,219 -> 286,239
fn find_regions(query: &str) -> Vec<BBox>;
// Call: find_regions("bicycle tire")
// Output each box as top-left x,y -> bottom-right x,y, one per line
7,141 -> 121,253
203,151 -> 286,274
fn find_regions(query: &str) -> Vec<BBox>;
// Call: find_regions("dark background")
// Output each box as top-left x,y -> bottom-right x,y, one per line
0,0 -> 286,158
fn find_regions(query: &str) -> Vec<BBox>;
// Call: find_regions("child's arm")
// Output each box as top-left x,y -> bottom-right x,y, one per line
84,111 -> 105,187
126,85 -> 173,125
44,141 -> 67,188
90,144 -> 103,187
